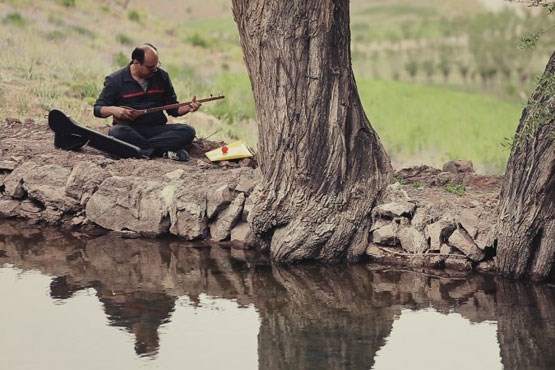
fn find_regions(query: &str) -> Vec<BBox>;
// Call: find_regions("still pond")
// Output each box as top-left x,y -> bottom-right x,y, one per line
0,221 -> 554,370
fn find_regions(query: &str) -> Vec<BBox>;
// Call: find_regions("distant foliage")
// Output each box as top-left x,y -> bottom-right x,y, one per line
45,30 -> 66,41
57,0 -> 75,7
186,33 -> 209,48
116,33 -> 133,45
351,4 -> 554,102
70,25 -> 95,38
70,81 -> 100,102
3,12 -> 26,27
127,10 -> 142,23
113,52 -> 129,67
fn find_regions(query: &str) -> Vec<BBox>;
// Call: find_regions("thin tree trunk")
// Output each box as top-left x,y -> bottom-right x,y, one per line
496,51 -> 555,281
232,0 -> 392,263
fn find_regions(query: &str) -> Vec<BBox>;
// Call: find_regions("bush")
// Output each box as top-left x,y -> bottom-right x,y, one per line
57,0 -> 76,7
116,33 -> 133,45
3,12 -> 26,27
113,52 -> 129,67
70,81 -> 100,100
444,183 -> 466,196
187,33 -> 208,48
128,10 -> 142,23
45,30 -> 66,41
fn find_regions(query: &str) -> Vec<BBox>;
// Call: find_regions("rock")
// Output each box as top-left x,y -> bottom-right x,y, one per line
65,162 -> 110,204
411,205 -> 436,231
238,157 -> 257,168
210,193 -> 245,241
235,177 -> 255,194
425,220 -> 456,250
86,176 -> 172,235
440,243 -> 453,255
444,255 -> 473,271
4,162 -> 79,212
25,165 -> 80,212
71,216 -> 86,226
397,225 -> 429,254
366,244 -> 389,259
0,160 -> 17,172
3,162 -> 35,198
18,199 -> 43,219
443,160 -> 474,174
371,222 -> 399,245
372,201 -> 416,219
41,207 -> 63,224
206,184 -> 232,219
380,182 -> 410,203
0,196 -> 19,217
164,169 -> 186,181
369,218 -> 390,232
169,184 -> 208,240
242,195 -> 253,222
394,165 -> 442,186
230,221 -> 252,244
476,259 -> 496,273
448,228 -> 485,262
458,208 -> 480,239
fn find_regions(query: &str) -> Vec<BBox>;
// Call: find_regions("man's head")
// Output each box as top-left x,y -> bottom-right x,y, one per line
131,43 -> 160,78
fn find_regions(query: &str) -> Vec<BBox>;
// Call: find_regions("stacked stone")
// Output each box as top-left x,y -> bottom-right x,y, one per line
0,159 -> 257,245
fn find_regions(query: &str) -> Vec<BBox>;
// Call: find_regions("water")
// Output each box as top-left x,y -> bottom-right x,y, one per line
0,221 -> 554,370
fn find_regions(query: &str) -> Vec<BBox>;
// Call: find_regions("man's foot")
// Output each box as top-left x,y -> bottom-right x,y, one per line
164,149 -> 190,162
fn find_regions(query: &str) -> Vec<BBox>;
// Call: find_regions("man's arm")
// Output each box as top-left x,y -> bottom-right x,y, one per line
94,76 -> 138,121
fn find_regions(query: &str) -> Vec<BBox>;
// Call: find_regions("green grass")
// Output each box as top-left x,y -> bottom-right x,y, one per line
444,183 -> 466,196
357,78 -> 522,173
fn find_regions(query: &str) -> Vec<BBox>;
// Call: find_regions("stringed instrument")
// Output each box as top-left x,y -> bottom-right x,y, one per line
113,94 -> 225,124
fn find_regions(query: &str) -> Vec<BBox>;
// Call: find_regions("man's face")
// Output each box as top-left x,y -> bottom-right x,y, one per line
138,52 -> 159,78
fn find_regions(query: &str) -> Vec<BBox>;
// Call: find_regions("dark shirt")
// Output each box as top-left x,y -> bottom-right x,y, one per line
94,65 -> 180,126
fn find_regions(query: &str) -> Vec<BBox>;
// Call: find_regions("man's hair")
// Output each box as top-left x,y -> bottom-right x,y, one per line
131,43 -> 158,64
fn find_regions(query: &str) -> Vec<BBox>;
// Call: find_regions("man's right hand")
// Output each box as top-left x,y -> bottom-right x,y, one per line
99,106 -> 142,122
111,106 -> 138,121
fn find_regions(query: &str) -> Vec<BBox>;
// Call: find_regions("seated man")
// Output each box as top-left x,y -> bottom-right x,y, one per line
93,43 -> 200,161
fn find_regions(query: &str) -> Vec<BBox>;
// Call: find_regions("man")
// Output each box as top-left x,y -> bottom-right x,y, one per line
93,43 -> 200,161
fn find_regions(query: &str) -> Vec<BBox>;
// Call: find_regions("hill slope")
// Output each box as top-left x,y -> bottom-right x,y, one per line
0,0 -> 543,173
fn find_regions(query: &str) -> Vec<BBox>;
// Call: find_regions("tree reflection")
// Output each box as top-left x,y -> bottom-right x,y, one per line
0,221 -> 554,368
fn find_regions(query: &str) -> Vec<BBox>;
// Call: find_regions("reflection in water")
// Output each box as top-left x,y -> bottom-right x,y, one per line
0,220 -> 554,370
373,309 -> 502,369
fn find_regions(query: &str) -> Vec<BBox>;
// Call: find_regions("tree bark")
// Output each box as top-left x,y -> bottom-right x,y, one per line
496,51 -> 555,281
231,0 -> 392,263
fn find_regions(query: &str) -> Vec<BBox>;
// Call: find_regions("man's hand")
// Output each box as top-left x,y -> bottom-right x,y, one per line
178,96 -> 202,115
112,106 -> 141,121
99,106 -> 141,121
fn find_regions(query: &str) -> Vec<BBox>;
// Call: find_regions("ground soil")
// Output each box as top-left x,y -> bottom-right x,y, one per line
0,117 -> 256,180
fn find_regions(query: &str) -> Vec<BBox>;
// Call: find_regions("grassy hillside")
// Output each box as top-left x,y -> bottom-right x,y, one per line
0,0 -> 550,173
358,78 -> 521,173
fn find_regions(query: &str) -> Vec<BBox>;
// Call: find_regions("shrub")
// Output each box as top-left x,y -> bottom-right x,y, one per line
113,52 -> 129,67
187,33 -> 208,48
3,12 -> 26,27
45,30 -> 66,41
444,183 -> 466,196
57,0 -> 76,7
128,10 -> 142,23
116,33 -> 133,45
70,25 -> 95,38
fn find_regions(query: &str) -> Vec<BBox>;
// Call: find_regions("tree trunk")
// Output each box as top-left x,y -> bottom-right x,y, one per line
496,51 -> 555,281
231,0 -> 392,263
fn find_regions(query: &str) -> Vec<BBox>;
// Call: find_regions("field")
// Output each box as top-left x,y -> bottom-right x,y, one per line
0,0 -> 552,173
